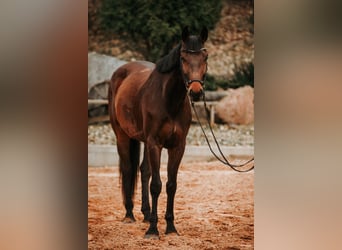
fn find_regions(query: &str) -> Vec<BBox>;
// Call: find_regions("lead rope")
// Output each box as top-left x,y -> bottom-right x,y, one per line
190,94 -> 254,172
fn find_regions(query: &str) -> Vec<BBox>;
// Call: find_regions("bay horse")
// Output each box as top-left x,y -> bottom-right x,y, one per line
108,26 -> 208,239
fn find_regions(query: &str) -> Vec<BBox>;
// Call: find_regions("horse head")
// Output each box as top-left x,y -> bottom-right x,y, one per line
180,26 -> 208,101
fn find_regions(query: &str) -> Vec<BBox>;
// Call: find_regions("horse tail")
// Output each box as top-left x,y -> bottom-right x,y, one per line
128,139 -> 140,198
117,139 -> 140,211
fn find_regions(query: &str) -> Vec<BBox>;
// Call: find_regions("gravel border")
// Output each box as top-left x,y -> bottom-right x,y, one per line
88,123 -> 254,147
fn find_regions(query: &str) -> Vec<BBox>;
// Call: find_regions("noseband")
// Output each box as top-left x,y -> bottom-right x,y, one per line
186,79 -> 204,85
180,48 -> 207,90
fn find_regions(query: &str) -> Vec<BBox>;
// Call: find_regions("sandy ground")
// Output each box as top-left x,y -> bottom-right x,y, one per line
88,161 -> 254,250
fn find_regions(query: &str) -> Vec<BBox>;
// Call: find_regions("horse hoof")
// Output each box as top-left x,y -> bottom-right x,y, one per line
122,217 -> 135,223
165,225 -> 178,235
144,234 -> 160,240
165,231 -> 179,236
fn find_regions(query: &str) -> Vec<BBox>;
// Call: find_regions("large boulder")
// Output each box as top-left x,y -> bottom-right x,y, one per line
88,52 -> 126,92
215,86 -> 254,125
88,53 -> 126,122
88,81 -> 109,119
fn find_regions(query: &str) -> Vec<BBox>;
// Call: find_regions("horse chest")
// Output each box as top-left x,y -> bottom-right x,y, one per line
160,122 -> 184,148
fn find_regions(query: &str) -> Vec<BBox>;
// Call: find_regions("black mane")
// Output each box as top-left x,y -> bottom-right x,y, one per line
156,44 -> 181,73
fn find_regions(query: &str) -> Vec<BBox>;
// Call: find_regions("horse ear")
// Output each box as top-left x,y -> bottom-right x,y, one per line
200,27 -> 208,43
182,26 -> 190,42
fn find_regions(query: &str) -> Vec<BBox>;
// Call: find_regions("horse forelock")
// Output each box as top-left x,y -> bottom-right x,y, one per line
183,35 -> 203,51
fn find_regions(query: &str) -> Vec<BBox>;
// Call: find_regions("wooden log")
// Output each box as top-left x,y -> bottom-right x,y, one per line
191,101 -> 218,125
88,115 -> 110,124
88,99 -> 108,105
203,91 -> 228,101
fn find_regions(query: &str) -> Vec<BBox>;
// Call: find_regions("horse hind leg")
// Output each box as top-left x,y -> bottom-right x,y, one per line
140,146 -> 151,222
117,135 -> 140,223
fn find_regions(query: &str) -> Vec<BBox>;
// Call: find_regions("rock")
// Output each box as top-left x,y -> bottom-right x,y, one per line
215,86 -> 254,125
88,52 -> 126,91
88,81 -> 110,118
89,81 -> 109,99
88,53 -> 126,118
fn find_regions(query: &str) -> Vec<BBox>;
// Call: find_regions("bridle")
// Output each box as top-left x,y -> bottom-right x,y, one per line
180,47 -> 207,90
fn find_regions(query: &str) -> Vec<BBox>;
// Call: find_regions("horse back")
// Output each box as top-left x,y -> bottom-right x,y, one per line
109,61 -> 154,95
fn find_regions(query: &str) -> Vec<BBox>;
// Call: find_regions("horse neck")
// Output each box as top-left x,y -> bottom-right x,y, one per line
163,68 -> 188,115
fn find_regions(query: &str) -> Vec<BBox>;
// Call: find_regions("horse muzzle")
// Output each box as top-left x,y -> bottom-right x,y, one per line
187,80 -> 204,101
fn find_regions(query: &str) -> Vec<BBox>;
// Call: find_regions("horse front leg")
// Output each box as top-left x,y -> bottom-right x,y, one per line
165,144 -> 185,235
144,140 -> 162,239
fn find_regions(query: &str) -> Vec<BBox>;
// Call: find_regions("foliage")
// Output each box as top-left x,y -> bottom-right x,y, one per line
204,62 -> 254,90
231,62 -> 254,88
100,0 -> 222,61
204,74 -> 226,91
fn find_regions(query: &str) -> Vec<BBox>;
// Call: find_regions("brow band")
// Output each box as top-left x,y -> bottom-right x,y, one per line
181,48 -> 207,53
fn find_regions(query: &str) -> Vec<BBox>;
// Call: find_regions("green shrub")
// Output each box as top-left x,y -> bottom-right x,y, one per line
100,0 -> 222,61
204,62 -> 254,90
230,62 -> 254,88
